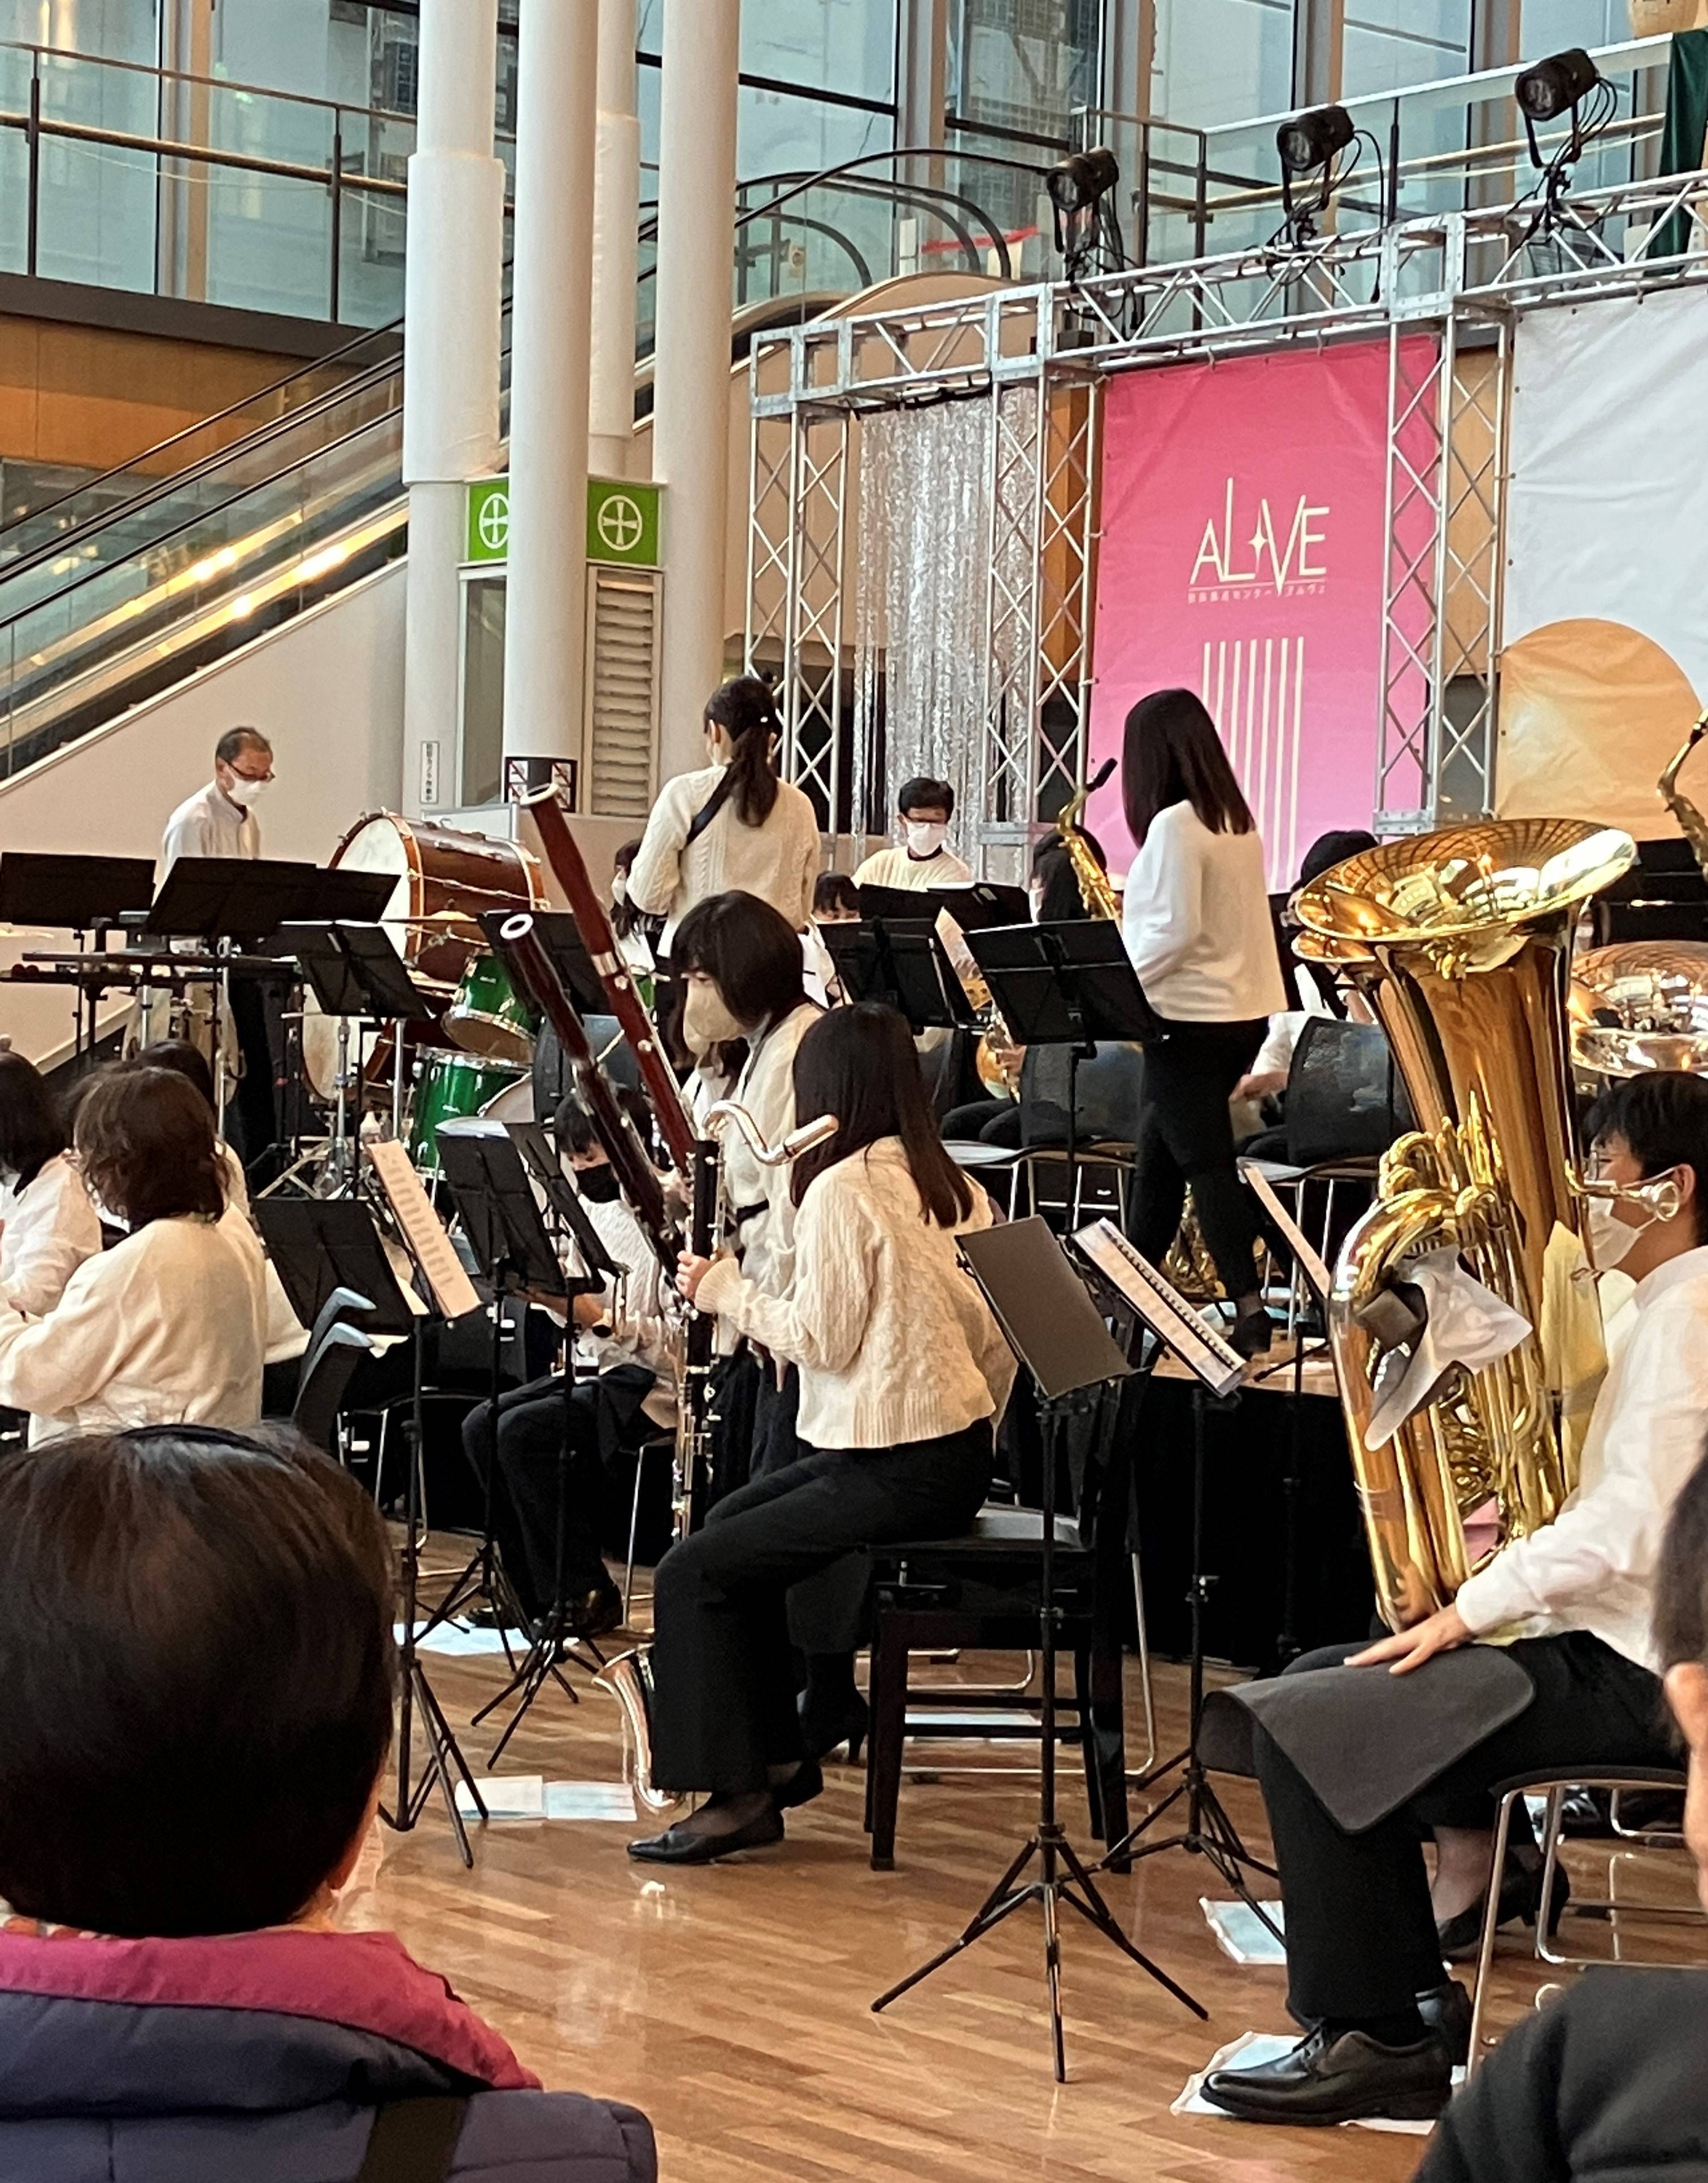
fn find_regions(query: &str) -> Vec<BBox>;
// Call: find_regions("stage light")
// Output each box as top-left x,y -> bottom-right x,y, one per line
1276,104 -> 1355,178
1047,146 -> 1123,284
1046,145 -> 1119,218
1515,46 -> 1601,125
1275,104 -> 1356,246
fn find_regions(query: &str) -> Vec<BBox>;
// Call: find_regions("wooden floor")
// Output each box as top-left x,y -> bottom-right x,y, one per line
350,1565 -> 1698,2183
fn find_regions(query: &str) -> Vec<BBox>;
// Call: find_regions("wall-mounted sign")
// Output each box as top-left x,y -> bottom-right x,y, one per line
464,475 -> 662,570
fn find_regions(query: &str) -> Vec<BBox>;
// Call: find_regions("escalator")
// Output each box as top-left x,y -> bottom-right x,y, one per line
0,156 -> 1018,788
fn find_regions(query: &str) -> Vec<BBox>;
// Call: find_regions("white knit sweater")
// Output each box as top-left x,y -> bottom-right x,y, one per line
694,1138 -> 1016,1450
628,762 -> 821,948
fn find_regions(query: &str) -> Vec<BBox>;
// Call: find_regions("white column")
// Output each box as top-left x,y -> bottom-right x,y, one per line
590,0 -> 640,480
652,0 -> 740,781
501,0 -> 599,770
402,0 -> 505,815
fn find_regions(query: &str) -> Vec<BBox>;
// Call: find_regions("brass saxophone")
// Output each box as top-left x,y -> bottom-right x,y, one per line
1057,757 -> 1121,920
1293,818 -> 1636,1631
1659,709 -> 1708,877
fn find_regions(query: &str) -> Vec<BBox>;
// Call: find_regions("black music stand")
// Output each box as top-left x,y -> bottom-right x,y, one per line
254,1191 -> 487,1866
281,921 -> 444,1188
966,919 -> 1160,1209
872,1217 -> 1204,2081
819,917 -> 977,1032
435,1121 -> 612,1762
0,852 -> 158,1060
1069,1219 -> 1279,1929
508,1121 -> 628,1283
479,908 -> 605,1014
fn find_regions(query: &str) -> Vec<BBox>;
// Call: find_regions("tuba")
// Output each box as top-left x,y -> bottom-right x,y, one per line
1571,942 -> 1708,1079
1293,818 -> 1636,1630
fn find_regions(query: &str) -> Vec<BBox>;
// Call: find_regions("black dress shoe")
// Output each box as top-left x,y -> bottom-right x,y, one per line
1202,2024 -> 1452,2126
627,1806 -> 785,1864
1418,1979 -> 1472,2068
799,1693 -> 869,1764
1436,1857 -> 1568,1960
566,1583 -> 625,1640
772,1757 -> 823,1811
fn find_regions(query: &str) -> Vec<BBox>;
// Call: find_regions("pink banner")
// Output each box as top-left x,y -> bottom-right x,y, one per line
1084,338 -> 1430,886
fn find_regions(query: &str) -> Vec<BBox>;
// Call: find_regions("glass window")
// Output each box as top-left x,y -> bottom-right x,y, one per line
460,574 -> 507,809
1150,0 -> 1295,128
743,0 -> 895,104
1342,1 -> 1472,99
947,0 -> 1100,146
1518,0 -> 1626,58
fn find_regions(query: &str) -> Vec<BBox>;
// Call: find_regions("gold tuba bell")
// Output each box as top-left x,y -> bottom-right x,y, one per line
1293,818 -> 1636,1631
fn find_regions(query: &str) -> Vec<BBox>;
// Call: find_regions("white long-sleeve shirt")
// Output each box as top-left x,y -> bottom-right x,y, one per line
1455,1242 -> 1708,1671
852,844 -> 974,892
160,781 -> 260,870
0,1212 -> 268,1440
576,1191 -> 677,1430
716,1001 -> 821,1307
628,762 -> 820,949
695,1138 -> 1016,1450
1121,801 -> 1285,1023
0,1154 -> 102,1317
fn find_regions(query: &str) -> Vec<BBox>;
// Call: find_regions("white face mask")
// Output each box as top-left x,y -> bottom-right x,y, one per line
224,770 -> 273,807
904,820 -> 948,859
1583,1166 -> 1686,1270
682,979 -> 744,1057
611,873 -> 628,905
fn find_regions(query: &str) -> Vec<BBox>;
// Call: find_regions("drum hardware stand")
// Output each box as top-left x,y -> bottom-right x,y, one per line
0,852 -> 156,1067
434,1123 -> 615,1763
873,1219 -> 1205,2082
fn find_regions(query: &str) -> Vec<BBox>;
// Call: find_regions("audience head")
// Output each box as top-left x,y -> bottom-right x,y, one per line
1030,842 -> 1099,923
1121,688 -> 1254,849
672,890 -> 807,1048
790,1001 -> 971,1227
1654,1445 -> 1708,1906
1584,1070 -> 1708,1281
702,676 -> 782,827
0,1424 -> 394,1937
0,1050 -> 66,1191
129,1039 -> 217,1118
1299,829 -> 1379,888
896,775 -> 955,860
213,725 -> 274,809
74,1066 -> 225,1229
812,872 -> 861,924
551,1093 -> 619,1202
610,838 -> 643,939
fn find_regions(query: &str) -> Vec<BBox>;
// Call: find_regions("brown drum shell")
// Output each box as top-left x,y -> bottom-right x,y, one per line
328,811 -> 546,991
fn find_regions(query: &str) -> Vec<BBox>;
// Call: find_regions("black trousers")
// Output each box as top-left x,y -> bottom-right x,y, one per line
1126,1014 -> 1266,1300
1256,1632 -> 1672,2021
460,1366 -> 654,1622
650,1422 -> 995,1795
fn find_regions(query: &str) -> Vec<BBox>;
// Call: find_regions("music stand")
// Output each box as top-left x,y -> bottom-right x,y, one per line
872,1217 -> 1204,2081
0,852 -> 159,1060
480,908 -> 605,1016
819,917 -> 977,1032
281,920 -> 443,1187
508,1120 -> 626,1283
1070,1219 -> 1279,1927
927,881 -> 1031,930
253,1196 -> 417,1337
435,1120 -> 613,1761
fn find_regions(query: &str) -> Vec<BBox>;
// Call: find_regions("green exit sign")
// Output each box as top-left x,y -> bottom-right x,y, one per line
464,475 -> 662,569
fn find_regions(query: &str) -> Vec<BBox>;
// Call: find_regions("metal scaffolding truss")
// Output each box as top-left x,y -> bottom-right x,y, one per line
748,163 -> 1708,839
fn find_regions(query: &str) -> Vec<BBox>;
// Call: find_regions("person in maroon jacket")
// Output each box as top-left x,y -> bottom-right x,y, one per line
0,1424 -> 655,2183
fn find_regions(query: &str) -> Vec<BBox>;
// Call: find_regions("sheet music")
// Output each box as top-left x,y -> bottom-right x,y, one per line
1238,1161 -> 1332,1302
368,1139 -> 482,1321
1071,1219 -> 1245,1398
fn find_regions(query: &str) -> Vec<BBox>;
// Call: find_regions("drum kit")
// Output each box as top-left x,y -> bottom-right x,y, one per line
302,811 -> 545,1182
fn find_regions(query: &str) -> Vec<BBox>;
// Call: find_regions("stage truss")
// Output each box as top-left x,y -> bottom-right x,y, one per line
746,164 -> 1708,853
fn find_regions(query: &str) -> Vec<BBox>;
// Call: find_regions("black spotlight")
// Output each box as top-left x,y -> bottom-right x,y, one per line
1047,145 -> 1122,282
1515,46 -> 1601,124
1275,103 -> 1356,244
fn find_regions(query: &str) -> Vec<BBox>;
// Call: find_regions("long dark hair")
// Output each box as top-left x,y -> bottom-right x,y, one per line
788,1004 -> 973,1226
1121,688 -> 1254,848
705,676 -> 782,827
611,838 -> 643,940
671,890 -> 807,1030
0,1051 -> 66,1192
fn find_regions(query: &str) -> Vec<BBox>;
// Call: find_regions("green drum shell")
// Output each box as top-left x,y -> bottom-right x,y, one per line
443,952 -> 534,1064
409,1050 -> 526,1174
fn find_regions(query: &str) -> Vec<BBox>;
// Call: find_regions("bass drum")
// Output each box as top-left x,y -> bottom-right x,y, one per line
302,813 -> 545,1101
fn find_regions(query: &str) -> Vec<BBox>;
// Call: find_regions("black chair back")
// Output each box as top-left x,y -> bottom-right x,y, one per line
292,1323 -> 373,1456
302,1284 -> 376,1380
1284,1017 -> 1413,1167
1017,1040 -> 1145,1148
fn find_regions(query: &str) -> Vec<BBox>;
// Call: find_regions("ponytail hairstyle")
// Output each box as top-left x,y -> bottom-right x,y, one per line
1121,687 -> 1254,849
788,1003 -> 973,1227
704,676 -> 783,828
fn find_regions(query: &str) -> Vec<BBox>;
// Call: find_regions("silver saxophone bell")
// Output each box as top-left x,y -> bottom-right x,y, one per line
595,1647 -> 686,1819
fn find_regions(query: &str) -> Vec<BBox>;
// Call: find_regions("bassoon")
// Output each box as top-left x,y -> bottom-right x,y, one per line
521,787 -> 696,1177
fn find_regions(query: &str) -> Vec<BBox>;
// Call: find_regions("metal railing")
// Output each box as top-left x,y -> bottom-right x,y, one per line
0,35 -> 515,326
1075,34 -> 1674,268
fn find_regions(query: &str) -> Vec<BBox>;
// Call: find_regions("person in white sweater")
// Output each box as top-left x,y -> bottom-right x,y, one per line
628,677 -> 821,952
851,774 -> 974,894
671,890 -> 822,1482
630,1003 -> 1015,1867
0,1053 -> 101,1318
1118,689 -> 1286,1357
0,1067 -> 265,1440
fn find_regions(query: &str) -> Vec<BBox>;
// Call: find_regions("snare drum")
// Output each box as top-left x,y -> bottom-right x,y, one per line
443,952 -> 534,1064
409,1049 -> 528,1175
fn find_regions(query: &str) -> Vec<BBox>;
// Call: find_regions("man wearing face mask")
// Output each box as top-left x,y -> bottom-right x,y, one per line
852,776 -> 973,894
1201,1068 -> 1708,2129
161,726 -> 274,868
459,1095 -> 676,1641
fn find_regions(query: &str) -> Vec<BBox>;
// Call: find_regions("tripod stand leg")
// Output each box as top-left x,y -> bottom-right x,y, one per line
1040,1859 -> 1066,2083
871,1835 -> 1043,2013
1055,1837 -> 1207,2018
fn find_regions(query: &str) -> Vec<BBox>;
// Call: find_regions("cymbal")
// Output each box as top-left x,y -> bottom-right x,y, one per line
400,910 -> 486,932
